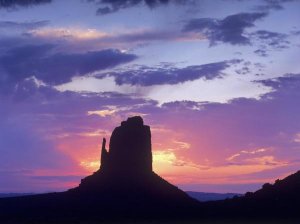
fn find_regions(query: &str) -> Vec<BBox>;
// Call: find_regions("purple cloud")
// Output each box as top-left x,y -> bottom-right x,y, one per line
88,0 -> 190,15
253,0 -> 296,12
183,12 -> 267,45
252,30 -> 290,49
0,0 -> 51,8
98,60 -> 241,86
0,20 -> 49,30
254,49 -> 268,57
0,45 -> 137,91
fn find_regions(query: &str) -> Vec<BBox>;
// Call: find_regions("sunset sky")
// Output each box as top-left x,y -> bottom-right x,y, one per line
0,0 -> 300,194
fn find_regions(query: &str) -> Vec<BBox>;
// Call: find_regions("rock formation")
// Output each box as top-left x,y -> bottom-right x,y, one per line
100,116 -> 152,175
74,116 -> 195,205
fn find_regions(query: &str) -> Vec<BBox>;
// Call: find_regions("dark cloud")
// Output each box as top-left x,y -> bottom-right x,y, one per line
0,0 -> 51,8
0,45 -> 137,91
291,30 -> 300,36
99,60 -> 241,86
88,0 -> 190,15
259,73 -> 300,92
253,0 -> 296,12
235,66 -> 251,75
183,12 -> 267,45
254,1 -> 284,11
252,30 -> 290,49
254,49 -> 268,57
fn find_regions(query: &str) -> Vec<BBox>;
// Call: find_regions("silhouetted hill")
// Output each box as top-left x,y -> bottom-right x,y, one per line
202,170 -> 300,221
186,191 -> 242,202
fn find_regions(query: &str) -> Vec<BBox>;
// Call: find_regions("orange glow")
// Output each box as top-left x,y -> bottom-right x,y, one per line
31,27 -> 109,40
56,133 -> 105,175
80,160 -> 100,171
87,109 -> 116,117
52,122 -> 292,189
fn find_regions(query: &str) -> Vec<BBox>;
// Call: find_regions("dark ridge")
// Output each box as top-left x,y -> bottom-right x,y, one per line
201,170 -> 300,221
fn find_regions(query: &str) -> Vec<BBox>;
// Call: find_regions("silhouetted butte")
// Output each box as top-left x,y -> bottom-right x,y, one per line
70,116 -> 195,206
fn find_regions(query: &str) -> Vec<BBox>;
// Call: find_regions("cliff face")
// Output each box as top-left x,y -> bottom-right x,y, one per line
101,116 -> 152,175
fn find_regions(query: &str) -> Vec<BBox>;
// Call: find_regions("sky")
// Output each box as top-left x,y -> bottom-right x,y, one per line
0,0 -> 299,194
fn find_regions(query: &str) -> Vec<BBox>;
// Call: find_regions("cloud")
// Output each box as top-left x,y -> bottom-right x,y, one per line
259,73 -> 300,91
254,49 -> 268,57
294,133 -> 300,143
0,45 -> 137,91
0,0 -> 51,8
291,30 -> 300,36
29,27 -> 109,40
29,27 -> 202,49
87,108 -> 117,117
87,0 -> 191,15
59,66 -> 270,106
108,29 -> 202,44
0,20 -> 48,30
0,19 -> 200,57
226,148 -> 270,162
252,30 -> 290,50
183,12 -> 267,45
98,60 -> 241,86
253,0 -> 296,12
